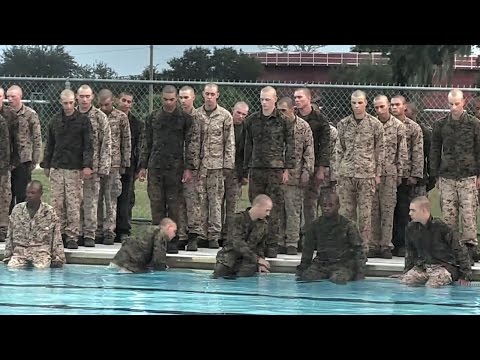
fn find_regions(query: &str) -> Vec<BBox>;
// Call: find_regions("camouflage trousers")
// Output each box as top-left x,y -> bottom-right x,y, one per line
181,171 -> 199,241
50,168 -> 83,240
401,265 -> 453,287
303,174 -> 320,230
439,176 -> 478,246
283,185 -> 303,247
147,167 -> 183,228
249,168 -> 285,250
371,176 -> 396,251
338,177 -> 375,250
0,171 -> 11,229
213,255 -> 258,279
298,261 -> 354,283
97,168 -> 122,238
194,169 -> 224,241
221,170 -> 243,241
7,246 -> 51,269
412,184 -> 427,197
80,174 -> 100,240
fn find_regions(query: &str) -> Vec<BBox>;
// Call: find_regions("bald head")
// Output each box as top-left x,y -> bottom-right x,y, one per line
447,88 -> 465,118
98,89 -> 114,102
250,194 -> 273,221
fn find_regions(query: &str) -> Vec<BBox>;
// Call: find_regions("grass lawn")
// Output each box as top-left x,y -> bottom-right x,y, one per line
31,169 -> 472,238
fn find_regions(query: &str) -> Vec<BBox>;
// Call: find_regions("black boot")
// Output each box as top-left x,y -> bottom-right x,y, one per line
167,236 -> 179,254
186,233 -> 198,251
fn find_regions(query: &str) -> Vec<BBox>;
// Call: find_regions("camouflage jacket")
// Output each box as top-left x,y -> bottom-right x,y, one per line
379,115 -> 408,177
4,202 -> 65,266
196,105 -> 235,170
336,113 -> 385,178
16,105 -> 42,165
244,109 -> 295,171
111,226 -> 169,273
215,209 -> 268,268
326,124 -> 338,182
140,106 -> 199,170
106,108 -> 131,169
0,113 -> 10,174
287,115 -> 314,186
297,214 -> 366,277
0,106 -> 20,169
40,110 -> 94,170
81,106 -> 112,176
430,112 -> 480,179
399,116 -> 424,179
295,107 -> 331,168
405,217 -> 472,281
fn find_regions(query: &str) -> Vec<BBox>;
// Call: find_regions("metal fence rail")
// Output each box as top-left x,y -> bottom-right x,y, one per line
2,77 -> 480,137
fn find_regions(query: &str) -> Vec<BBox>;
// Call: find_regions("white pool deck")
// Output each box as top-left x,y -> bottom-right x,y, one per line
1,243 -> 479,279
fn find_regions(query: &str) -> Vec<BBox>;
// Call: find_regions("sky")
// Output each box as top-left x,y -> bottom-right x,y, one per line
0,45 -> 352,77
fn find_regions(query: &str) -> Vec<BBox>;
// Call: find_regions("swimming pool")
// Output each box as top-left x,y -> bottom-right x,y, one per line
0,264 -> 478,314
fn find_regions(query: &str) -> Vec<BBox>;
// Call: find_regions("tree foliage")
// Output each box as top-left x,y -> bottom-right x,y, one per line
351,45 -> 472,85
0,45 -> 78,77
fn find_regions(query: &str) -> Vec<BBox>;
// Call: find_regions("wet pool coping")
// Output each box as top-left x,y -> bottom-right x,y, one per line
1,244 -> 479,280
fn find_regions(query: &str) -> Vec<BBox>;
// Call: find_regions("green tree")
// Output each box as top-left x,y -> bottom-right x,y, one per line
0,45 -> 79,77
259,45 -> 325,52
75,61 -> 118,79
329,63 -> 393,84
351,45 -> 472,85
154,46 -> 263,81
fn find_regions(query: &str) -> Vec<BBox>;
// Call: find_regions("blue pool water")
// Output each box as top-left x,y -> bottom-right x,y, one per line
1,264 -> 479,314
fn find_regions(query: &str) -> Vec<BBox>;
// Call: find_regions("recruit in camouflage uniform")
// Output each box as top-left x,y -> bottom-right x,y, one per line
296,193 -> 366,283
192,83 -> 235,250
430,89 -> 480,254
77,85 -> 112,246
41,89 -> 94,249
6,86 -> 42,213
401,196 -> 471,287
370,95 -> 408,258
294,88 -> 331,231
221,101 -> 249,246
110,219 -> 177,273
96,90 -> 131,245
277,97 -> 314,254
115,92 -> 145,241
390,95 -> 424,256
4,183 -> 65,268
177,86 -> 204,250
405,102 -> 435,197
213,195 -> 271,279
0,90 -> 19,242
138,85 -> 200,254
244,86 -> 295,258
336,90 -> 385,252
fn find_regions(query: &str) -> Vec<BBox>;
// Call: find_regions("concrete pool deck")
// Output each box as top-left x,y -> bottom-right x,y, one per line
1,243 -> 479,279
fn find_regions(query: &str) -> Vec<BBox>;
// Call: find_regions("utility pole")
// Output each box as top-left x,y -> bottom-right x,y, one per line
149,45 -> 154,113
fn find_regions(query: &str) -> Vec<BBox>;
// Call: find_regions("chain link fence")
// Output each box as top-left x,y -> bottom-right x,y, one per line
1,77 -> 480,137
2,76 -> 480,222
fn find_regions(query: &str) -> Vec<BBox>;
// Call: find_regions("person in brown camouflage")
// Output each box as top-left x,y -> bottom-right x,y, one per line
96,89 -> 132,245
370,95 -> 407,258
336,90 -> 385,253
399,196 -> 471,287
3,181 -> 66,268
213,195 -> 272,279
0,87 -> 19,242
390,95 -> 424,257
221,101 -> 249,247
6,85 -> 42,213
296,192 -> 366,284
277,97 -> 314,255
110,217 -> 177,273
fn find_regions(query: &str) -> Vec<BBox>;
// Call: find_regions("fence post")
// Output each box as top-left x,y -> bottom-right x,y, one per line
65,79 -> 71,90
